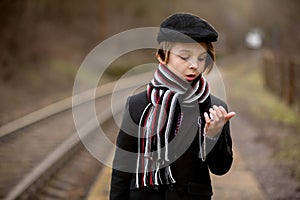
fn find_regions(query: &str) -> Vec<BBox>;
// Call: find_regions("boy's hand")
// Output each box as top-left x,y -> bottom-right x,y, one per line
204,105 -> 235,138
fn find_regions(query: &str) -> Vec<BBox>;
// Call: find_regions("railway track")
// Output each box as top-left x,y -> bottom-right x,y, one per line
0,72 -> 153,200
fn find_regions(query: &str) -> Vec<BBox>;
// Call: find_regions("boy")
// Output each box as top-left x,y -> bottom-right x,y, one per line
110,13 -> 235,200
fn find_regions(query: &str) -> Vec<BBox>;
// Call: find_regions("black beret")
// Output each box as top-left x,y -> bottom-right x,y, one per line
157,13 -> 218,43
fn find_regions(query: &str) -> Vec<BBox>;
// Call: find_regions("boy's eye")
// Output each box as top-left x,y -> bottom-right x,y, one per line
198,57 -> 206,62
179,56 -> 189,61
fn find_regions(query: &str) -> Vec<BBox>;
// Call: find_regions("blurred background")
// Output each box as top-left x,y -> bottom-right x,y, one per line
0,0 -> 299,123
0,0 -> 299,198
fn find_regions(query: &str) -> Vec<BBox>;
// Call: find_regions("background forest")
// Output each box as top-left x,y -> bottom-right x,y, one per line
0,0 -> 299,123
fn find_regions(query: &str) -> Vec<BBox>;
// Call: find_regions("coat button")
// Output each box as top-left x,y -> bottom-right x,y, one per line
168,184 -> 175,192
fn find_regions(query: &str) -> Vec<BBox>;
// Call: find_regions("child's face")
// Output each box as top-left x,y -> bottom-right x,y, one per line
166,42 -> 207,82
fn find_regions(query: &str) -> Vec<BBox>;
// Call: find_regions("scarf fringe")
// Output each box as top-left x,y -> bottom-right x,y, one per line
198,116 -> 206,161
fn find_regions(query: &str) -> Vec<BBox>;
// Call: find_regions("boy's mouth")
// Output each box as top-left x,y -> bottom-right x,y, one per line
186,74 -> 196,81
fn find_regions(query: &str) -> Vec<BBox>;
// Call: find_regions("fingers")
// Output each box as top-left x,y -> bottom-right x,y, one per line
208,105 -> 235,123
225,112 -> 236,122
214,105 -> 225,120
204,112 -> 211,124
209,105 -> 224,122
218,106 -> 227,116
204,112 -> 211,133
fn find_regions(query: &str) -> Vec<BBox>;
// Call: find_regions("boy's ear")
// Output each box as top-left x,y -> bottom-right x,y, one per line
156,52 -> 167,65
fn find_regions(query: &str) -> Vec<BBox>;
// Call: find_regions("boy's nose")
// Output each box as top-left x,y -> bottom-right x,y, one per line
189,59 -> 199,69
189,63 -> 198,69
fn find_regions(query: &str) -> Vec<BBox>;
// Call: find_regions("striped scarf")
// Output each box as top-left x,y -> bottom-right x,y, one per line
135,64 -> 210,188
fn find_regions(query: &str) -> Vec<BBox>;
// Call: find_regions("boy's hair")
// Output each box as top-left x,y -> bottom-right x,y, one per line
156,42 -> 215,74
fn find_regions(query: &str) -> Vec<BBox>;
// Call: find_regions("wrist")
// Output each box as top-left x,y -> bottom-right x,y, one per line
204,129 -> 221,140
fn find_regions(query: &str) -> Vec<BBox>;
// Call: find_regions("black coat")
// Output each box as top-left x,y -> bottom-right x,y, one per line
110,91 -> 233,200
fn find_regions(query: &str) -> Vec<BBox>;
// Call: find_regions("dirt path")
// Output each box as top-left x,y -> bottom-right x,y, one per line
211,120 -> 267,199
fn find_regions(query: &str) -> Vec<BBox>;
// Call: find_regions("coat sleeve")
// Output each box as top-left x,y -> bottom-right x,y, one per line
109,97 -> 138,200
205,96 -> 233,176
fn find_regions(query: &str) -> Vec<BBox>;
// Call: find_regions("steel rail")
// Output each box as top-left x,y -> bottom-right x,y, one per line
0,71 -> 153,138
